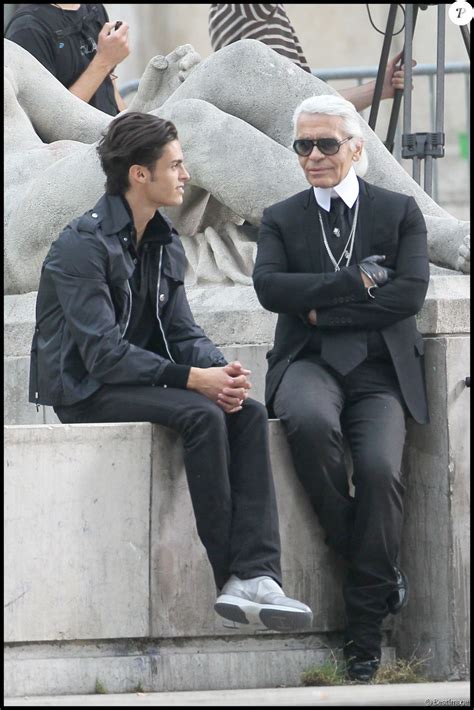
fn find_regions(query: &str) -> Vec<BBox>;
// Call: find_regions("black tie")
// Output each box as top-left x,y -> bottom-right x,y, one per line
330,198 -> 350,239
320,198 -> 367,375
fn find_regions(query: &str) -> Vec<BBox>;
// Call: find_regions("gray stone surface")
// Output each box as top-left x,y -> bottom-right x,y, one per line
4,423 -> 152,642
3,38 -> 469,296
5,682 -> 470,707
3,682 -> 471,707
4,637 -> 396,699
395,335 -> 470,680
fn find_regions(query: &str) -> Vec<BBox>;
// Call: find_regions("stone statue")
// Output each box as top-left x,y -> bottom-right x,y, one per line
4,38 -> 470,295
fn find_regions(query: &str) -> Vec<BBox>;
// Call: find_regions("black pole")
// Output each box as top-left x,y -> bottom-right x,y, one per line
368,4 -> 399,131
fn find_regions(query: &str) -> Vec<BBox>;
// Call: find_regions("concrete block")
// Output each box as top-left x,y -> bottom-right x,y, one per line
396,335 -> 470,680
4,423 -> 152,642
416,275 -> 471,336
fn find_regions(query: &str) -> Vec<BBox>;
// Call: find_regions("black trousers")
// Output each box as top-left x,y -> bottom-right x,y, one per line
273,356 -> 407,659
55,386 -> 282,590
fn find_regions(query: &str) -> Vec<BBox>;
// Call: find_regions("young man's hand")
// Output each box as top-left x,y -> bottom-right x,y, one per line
187,361 -> 252,413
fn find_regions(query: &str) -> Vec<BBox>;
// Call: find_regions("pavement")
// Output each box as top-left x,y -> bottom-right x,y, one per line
4,682 -> 470,706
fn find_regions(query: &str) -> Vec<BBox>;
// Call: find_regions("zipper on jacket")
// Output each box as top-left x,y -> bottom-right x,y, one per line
34,326 -> 40,411
121,281 -> 132,337
156,246 -> 175,363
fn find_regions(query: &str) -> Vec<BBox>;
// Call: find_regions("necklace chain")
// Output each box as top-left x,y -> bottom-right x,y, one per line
318,198 -> 359,272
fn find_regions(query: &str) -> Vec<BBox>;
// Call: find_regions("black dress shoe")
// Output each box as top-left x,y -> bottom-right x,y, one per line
387,566 -> 409,614
346,658 -> 380,683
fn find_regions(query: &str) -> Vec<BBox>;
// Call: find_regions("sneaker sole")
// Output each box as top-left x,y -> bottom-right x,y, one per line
214,595 -> 313,632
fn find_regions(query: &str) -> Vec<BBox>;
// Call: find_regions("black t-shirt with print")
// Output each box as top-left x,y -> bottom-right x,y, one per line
5,3 -> 119,116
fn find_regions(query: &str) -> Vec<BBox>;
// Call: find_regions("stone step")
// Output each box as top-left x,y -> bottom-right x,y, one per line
3,682 -> 472,707
4,637 -> 396,698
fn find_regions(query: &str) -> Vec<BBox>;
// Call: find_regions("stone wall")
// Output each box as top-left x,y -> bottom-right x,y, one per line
3,273 -> 470,693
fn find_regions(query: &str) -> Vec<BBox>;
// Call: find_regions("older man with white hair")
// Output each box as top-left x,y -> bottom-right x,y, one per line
253,95 -> 430,682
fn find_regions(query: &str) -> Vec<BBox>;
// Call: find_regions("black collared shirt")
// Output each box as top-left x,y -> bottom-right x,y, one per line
118,196 -> 191,389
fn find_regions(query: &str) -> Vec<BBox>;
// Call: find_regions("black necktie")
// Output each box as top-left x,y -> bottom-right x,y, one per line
330,198 -> 350,240
320,199 -> 367,375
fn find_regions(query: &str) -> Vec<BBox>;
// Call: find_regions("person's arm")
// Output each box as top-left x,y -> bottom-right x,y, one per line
165,283 -> 229,368
339,51 -> 413,112
309,198 -> 429,330
253,207 -> 368,314
67,21 -> 130,104
111,76 -> 127,112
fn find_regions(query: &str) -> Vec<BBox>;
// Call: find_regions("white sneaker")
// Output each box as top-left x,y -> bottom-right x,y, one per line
215,575 -> 313,632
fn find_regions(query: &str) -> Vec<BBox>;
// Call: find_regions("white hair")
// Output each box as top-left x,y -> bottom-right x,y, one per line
292,95 -> 368,176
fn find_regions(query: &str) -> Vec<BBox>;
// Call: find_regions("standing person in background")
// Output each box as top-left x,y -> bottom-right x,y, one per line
208,3 -> 412,112
5,3 -> 129,115
209,3 -> 311,72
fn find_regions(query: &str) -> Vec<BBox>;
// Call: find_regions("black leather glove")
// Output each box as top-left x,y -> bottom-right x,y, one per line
358,255 -> 394,287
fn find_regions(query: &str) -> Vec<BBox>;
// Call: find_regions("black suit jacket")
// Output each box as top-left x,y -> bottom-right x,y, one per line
253,178 -> 430,424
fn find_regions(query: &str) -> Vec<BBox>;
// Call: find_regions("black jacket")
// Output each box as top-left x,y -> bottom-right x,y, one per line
253,179 -> 430,424
29,193 -> 226,408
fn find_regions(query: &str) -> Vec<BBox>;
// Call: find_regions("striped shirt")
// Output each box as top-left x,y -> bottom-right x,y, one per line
208,4 -> 311,72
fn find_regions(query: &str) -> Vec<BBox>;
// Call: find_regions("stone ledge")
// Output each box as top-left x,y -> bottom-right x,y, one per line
4,636 -> 396,697
3,271 -> 470,357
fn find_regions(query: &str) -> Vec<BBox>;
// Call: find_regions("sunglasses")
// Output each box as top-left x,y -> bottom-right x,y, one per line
292,136 -> 353,157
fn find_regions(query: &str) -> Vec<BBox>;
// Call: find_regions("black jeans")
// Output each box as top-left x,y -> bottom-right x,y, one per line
273,356 -> 407,659
55,386 -> 282,590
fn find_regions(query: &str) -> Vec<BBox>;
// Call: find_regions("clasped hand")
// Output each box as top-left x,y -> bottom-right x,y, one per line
187,361 -> 252,414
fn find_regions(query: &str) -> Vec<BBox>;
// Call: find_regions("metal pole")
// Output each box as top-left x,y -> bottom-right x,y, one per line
403,4 -> 415,180
368,4 -> 398,130
424,156 -> 433,195
435,5 -> 446,136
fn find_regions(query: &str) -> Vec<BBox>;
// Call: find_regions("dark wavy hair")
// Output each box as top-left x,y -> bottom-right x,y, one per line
96,112 -> 178,194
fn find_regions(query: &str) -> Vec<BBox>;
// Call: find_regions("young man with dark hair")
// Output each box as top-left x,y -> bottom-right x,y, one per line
29,111 -> 313,632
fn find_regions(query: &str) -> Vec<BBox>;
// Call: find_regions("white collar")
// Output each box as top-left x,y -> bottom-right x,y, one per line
313,167 -> 359,212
